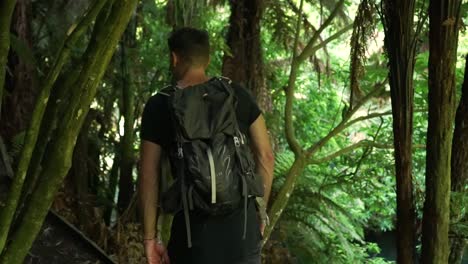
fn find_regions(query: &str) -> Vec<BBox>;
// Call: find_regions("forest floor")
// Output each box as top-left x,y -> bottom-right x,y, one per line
0,179 -> 115,264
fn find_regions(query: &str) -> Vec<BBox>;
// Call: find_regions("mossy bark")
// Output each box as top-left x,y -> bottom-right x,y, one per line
0,0 -> 108,254
448,55 -> 468,264
117,19 -> 137,213
381,0 -> 417,262
262,157 -> 306,243
420,0 -> 462,262
0,0 -> 138,262
0,0 -> 17,117
14,68 -> 81,226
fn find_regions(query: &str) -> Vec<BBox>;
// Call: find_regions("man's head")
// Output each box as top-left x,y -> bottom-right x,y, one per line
168,27 -> 210,80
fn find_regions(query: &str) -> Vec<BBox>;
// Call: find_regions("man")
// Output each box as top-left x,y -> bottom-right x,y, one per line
139,27 -> 274,264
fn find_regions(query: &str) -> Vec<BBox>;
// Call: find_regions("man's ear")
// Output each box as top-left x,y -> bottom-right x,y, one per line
171,52 -> 178,67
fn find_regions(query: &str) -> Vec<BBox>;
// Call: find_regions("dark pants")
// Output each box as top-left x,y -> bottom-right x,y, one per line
233,245 -> 261,264
168,199 -> 262,264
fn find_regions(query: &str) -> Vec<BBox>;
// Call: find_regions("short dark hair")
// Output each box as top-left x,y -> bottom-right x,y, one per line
168,27 -> 210,67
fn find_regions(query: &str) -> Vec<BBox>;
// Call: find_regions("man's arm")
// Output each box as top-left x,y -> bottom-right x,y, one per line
249,115 -> 274,205
138,140 -> 162,240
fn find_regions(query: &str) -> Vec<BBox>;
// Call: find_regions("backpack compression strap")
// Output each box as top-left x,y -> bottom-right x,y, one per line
160,84 -> 194,248
215,77 -> 249,240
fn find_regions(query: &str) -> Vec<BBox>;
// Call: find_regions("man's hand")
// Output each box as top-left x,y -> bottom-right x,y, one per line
144,239 -> 170,264
258,211 -> 269,237
256,197 -> 269,237
259,221 -> 266,236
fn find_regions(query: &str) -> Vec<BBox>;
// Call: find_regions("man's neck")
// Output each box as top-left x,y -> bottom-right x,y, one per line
176,67 -> 209,88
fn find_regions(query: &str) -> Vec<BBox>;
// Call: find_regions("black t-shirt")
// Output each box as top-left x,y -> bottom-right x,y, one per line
140,79 -> 262,264
141,80 -> 261,148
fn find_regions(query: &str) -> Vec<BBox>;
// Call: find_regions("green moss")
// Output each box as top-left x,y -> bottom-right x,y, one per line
0,0 -> 138,262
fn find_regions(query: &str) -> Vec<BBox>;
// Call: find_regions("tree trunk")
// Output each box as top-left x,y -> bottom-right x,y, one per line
105,151 -> 120,224
0,135 -> 13,179
222,0 -> 270,111
420,0 -> 462,262
0,0 -> 17,117
166,0 -> 206,28
117,17 -> 137,213
0,0 -> 107,254
0,0 -> 138,262
70,110 -> 97,198
448,55 -> 468,264
381,0 -> 417,262
1,0 -> 37,141
262,157 -> 306,243
13,68 -> 81,227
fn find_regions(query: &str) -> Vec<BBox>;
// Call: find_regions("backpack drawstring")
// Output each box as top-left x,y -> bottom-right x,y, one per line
177,145 -> 193,248
182,185 -> 192,248
240,174 -> 248,239
234,134 -> 249,240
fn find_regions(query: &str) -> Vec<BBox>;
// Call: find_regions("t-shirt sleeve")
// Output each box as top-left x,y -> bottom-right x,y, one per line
234,84 -> 262,126
140,95 -> 168,146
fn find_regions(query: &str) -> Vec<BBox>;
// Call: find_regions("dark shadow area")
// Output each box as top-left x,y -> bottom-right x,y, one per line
24,211 -> 115,264
366,230 -> 468,263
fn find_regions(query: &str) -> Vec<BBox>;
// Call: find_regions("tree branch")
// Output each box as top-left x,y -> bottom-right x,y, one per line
306,80 -> 387,157
284,0 -> 351,157
310,140 -> 388,164
284,0 -> 304,156
285,0 -> 331,61
310,140 -> 425,164
345,108 -> 426,129
346,110 -> 392,126
308,24 -> 354,56
296,0 -> 345,64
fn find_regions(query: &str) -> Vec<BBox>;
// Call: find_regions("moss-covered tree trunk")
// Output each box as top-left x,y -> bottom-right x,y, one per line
13,68 -> 82,226
117,18 -> 137,213
420,0 -> 462,262
448,55 -> 468,264
0,0 -> 138,262
0,0 -> 108,254
222,0 -> 269,111
381,0 -> 417,262
0,0 -> 17,117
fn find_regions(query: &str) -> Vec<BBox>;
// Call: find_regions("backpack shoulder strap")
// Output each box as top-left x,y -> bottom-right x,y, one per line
217,76 -> 233,85
215,76 -> 237,97
157,85 -> 175,97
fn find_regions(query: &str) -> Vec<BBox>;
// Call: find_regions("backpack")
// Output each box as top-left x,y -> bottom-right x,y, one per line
158,77 -> 264,247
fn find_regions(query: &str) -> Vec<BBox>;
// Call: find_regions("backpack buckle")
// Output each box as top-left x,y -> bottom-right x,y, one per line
233,136 -> 241,147
177,147 -> 184,159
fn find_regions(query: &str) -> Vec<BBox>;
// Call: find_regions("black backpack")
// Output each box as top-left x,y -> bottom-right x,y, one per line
159,77 -> 264,247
